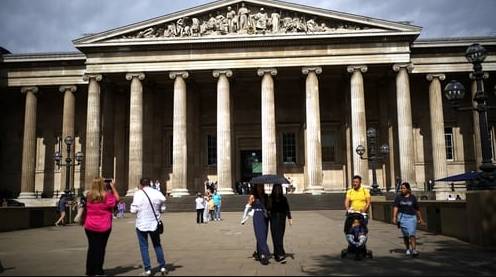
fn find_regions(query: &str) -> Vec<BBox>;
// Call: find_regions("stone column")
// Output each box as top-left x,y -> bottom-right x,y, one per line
257,68 -> 278,175
393,64 -> 416,187
59,85 -> 77,193
427,74 -> 449,198
170,71 -> 190,197
126,73 -> 145,196
302,67 -> 324,195
347,65 -> 369,184
470,74 -> 487,169
18,86 -> 39,199
83,74 -> 102,191
213,70 -> 234,195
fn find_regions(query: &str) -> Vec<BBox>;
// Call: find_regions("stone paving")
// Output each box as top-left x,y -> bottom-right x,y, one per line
0,210 -> 495,276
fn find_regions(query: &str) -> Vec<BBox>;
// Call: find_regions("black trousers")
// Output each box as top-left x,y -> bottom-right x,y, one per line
270,213 -> 287,258
196,208 -> 204,223
85,228 -> 111,276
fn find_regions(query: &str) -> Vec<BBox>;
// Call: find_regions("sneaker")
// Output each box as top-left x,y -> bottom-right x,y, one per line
160,267 -> 168,275
405,249 -> 412,256
411,249 -> 419,257
279,257 -> 287,264
143,270 -> 151,276
252,251 -> 260,261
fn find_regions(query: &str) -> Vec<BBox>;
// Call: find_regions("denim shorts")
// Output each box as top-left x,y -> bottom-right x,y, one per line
398,213 -> 417,237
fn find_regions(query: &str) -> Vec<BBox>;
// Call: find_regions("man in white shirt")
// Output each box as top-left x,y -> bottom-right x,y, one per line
130,177 -> 168,276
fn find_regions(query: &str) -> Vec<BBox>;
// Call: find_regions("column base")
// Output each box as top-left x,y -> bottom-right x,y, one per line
170,188 -> 190,198
126,188 -> 138,197
17,192 -> 36,199
304,186 -> 324,195
217,188 -> 235,195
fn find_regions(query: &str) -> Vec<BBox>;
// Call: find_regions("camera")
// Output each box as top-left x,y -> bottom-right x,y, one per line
104,178 -> 112,190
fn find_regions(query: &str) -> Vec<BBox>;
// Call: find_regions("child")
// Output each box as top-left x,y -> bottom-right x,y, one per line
208,196 -> 215,222
117,201 -> 126,218
346,219 -> 367,259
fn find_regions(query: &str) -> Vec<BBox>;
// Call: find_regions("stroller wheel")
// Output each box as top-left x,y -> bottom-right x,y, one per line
340,249 -> 347,258
366,250 -> 373,259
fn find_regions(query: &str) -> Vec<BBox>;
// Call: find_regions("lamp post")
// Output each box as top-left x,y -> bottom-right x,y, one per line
443,43 -> 496,190
54,136 -> 84,222
356,127 -> 390,195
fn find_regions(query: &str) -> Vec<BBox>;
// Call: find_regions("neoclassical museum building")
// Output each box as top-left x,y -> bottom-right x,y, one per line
1,0 -> 495,202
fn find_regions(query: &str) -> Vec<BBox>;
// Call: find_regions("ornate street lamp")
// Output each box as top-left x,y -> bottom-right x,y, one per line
444,43 -> 496,190
356,127 -> 389,195
54,136 -> 84,199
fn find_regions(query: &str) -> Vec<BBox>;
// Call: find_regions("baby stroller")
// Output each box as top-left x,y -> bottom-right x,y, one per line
340,212 -> 373,260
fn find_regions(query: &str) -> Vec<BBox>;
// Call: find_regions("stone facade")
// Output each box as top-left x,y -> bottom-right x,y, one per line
1,0 -> 495,201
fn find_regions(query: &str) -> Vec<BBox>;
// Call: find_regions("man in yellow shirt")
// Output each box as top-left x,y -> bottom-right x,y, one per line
344,175 -> 371,213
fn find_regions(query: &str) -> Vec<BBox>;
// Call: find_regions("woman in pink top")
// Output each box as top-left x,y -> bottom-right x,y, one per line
84,177 -> 120,276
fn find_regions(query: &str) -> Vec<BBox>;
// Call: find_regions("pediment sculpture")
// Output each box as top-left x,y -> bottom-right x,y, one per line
119,2 -> 376,40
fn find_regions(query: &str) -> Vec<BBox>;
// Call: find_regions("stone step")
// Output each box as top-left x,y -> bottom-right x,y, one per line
121,193 -> 346,212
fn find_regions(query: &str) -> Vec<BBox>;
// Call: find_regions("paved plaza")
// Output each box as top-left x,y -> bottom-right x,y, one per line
0,210 -> 495,276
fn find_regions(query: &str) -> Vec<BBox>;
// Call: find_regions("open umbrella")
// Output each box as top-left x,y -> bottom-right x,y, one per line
434,171 -> 480,182
249,174 -> 290,184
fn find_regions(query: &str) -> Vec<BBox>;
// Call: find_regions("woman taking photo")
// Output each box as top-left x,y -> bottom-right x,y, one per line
268,184 -> 292,264
84,177 -> 120,276
392,182 -> 424,257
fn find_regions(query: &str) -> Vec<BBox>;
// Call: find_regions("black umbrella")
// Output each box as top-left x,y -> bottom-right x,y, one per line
249,174 -> 290,184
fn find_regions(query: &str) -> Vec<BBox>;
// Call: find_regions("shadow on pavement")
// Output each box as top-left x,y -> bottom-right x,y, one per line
303,239 -> 496,276
105,265 -> 138,276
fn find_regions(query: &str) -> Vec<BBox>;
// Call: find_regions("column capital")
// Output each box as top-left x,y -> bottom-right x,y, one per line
125,72 -> 145,81
169,71 -> 189,80
59,85 -> 78,93
469,72 -> 489,80
346,65 -> 368,74
426,74 -> 446,81
213,69 -> 233,78
82,74 -> 103,82
393,63 -> 414,73
20,86 -> 38,94
302,66 -> 322,75
257,68 -> 278,77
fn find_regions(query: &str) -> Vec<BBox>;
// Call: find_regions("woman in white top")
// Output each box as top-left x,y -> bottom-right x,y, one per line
195,192 -> 206,224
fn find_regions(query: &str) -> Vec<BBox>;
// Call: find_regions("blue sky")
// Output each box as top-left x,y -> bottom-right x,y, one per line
1,0 -> 495,53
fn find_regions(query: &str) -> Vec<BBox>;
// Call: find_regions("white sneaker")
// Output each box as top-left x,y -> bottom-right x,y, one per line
143,270 -> 151,276
411,249 -> 419,257
405,249 -> 412,256
160,267 -> 168,275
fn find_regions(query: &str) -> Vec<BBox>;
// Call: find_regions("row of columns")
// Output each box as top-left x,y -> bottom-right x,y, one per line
18,64 -> 479,198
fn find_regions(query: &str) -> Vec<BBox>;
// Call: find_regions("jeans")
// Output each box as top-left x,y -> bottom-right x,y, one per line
136,229 -> 166,271
196,208 -> 204,223
214,205 -> 221,220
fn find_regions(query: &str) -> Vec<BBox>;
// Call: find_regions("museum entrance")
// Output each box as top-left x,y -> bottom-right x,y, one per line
240,150 -> 262,183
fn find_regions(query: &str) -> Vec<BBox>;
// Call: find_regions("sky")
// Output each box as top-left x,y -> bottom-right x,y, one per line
0,0 -> 495,54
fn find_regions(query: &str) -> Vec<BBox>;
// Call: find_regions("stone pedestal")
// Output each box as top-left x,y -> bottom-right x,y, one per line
466,190 -> 496,247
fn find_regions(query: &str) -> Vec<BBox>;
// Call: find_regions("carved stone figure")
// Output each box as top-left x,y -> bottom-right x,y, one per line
137,27 -> 155,38
191,18 -> 200,36
226,6 -> 237,33
238,3 -> 250,31
270,12 -> 281,33
254,8 -> 268,32
306,18 -> 318,32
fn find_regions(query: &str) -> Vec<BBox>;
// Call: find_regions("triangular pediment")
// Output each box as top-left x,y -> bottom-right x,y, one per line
74,0 -> 421,47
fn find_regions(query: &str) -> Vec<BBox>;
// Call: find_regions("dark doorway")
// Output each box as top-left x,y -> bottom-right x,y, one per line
240,150 -> 262,182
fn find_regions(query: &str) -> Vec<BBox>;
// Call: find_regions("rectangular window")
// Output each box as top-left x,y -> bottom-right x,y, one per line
207,135 -> 217,166
282,133 -> 296,164
322,131 -> 337,162
445,127 -> 454,161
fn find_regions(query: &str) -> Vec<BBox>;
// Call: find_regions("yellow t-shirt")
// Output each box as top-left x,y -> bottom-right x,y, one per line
346,187 -> 370,212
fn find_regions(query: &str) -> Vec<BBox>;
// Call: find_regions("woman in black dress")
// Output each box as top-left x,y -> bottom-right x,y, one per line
268,184 -> 292,263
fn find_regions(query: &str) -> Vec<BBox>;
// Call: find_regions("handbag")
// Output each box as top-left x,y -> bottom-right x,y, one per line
143,190 -> 164,234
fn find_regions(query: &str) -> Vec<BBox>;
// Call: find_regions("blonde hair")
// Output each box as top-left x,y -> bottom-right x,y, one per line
88,177 -> 105,203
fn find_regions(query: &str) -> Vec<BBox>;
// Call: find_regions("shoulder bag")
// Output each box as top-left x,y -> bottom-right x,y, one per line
143,190 -> 164,234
